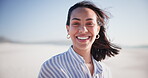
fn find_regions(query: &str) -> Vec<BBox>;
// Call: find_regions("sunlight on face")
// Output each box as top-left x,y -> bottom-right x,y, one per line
66,7 -> 100,51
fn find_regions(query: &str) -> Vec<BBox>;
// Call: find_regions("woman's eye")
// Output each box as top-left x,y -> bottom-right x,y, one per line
72,23 -> 80,26
86,23 -> 94,26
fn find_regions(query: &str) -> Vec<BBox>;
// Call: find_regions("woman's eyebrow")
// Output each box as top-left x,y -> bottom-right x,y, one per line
86,18 -> 93,21
71,18 -> 93,21
72,18 -> 81,21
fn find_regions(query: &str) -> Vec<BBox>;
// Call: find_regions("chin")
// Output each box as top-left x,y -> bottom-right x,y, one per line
75,42 -> 92,50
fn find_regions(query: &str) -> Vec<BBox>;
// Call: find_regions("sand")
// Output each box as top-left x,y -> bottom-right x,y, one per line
0,43 -> 147,78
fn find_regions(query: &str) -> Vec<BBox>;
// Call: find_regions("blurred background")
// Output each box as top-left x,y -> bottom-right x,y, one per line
0,0 -> 148,78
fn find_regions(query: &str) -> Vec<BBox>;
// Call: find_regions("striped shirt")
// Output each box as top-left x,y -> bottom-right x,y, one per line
38,46 -> 111,78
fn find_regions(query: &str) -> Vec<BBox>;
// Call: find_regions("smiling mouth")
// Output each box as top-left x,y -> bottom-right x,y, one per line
76,36 -> 90,40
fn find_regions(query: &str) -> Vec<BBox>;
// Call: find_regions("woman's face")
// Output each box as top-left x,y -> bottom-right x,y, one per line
66,7 -> 100,51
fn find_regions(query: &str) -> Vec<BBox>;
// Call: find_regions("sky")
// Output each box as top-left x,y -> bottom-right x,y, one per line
0,0 -> 148,46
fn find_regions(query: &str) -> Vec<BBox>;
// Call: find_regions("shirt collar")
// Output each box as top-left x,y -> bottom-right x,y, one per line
68,46 -> 103,74
68,46 -> 85,64
92,58 -> 103,74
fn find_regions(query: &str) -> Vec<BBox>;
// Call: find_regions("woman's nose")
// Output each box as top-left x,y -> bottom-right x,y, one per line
78,26 -> 88,33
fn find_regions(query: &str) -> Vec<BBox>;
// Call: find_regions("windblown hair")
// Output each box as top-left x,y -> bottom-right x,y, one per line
66,1 -> 121,61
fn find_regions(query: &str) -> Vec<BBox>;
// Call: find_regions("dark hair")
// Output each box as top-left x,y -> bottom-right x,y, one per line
66,1 -> 121,61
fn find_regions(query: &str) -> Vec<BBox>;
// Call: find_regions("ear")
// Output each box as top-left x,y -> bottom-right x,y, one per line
66,25 -> 70,33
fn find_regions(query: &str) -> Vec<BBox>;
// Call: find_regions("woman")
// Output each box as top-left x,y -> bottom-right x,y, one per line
38,1 -> 120,78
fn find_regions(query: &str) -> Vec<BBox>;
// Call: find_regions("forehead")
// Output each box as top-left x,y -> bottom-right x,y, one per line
70,7 -> 97,20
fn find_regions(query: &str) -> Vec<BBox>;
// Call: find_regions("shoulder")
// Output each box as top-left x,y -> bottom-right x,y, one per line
99,62 -> 109,71
99,62 -> 112,78
38,51 -> 69,78
43,51 -> 68,68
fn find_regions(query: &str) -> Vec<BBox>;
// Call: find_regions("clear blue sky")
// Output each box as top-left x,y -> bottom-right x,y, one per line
0,0 -> 148,46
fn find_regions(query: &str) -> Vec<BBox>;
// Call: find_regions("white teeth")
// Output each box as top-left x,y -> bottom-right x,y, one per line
77,37 -> 89,40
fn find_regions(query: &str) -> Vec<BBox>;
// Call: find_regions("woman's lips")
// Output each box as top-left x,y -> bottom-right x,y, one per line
77,36 -> 89,40
76,36 -> 90,42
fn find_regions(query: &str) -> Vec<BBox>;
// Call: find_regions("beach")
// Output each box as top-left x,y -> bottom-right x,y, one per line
0,43 -> 148,78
